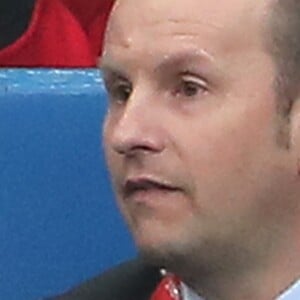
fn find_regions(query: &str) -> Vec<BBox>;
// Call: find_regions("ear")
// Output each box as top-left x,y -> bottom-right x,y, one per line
289,99 -> 300,175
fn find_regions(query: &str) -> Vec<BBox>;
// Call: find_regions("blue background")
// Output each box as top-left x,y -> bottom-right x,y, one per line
0,69 -> 136,300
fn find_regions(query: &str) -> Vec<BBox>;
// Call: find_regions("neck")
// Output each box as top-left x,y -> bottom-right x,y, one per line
179,232 -> 300,300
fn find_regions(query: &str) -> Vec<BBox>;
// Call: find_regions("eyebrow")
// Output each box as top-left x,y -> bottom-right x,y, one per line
100,60 -> 129,82
153,50 -> 215,75
100,49 -> 215,78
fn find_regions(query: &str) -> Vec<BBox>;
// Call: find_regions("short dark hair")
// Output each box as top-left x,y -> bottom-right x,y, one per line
267,0 -> 300,116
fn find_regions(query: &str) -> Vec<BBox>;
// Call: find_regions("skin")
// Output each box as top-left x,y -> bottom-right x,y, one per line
101,0 -> 300,299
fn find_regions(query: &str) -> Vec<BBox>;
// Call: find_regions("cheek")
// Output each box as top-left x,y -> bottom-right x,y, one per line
104,149 -> 123,189
103,115 -> 117,165
172,94 -> 277,213
102,116 -> 110,155
102,125 -> 122,190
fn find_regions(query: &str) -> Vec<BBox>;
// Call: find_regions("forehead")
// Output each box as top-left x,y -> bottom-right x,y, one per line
112,0 -> 262,27
104,0 -> 273,67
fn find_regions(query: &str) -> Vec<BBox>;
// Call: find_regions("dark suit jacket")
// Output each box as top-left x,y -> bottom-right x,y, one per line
49,258 -> 161,300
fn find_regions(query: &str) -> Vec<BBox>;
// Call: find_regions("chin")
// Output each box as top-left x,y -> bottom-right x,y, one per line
130,218 -> 183,251
125,207 -> 198,268
133,227 -> 191,272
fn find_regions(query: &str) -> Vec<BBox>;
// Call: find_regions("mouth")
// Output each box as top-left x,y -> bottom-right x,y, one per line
123,177 -> 181,200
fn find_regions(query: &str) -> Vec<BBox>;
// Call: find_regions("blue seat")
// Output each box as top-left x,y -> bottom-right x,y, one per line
0,69 -> 136,300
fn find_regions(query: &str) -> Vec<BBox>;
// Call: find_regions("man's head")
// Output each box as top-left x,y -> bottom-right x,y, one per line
101,0 -> 300,295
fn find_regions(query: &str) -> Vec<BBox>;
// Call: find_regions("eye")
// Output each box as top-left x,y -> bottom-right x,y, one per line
174,73 -> 208,98
105,77 -> 132,104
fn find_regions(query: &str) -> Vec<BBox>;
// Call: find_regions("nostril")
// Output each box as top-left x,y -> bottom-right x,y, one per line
113,140 -> 160,156
112,133 -> 166,157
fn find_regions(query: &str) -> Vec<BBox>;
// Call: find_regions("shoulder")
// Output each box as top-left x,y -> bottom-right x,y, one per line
49,258 -> 161,300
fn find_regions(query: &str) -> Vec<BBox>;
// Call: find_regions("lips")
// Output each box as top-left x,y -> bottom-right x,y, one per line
123,178 -> 180,199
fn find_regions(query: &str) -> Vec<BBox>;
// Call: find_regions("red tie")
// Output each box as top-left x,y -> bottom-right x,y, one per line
150,274 -> 182,300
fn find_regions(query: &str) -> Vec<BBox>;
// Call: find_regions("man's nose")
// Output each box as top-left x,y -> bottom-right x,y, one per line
110,98 -> 166,157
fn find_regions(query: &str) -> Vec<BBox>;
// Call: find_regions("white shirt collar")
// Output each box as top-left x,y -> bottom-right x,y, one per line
180,282 -> 204,300
277,279 -> 300,300
181,279 -> 300,300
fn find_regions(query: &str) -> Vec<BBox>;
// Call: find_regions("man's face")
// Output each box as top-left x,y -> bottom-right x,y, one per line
102,0 -> 296,267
